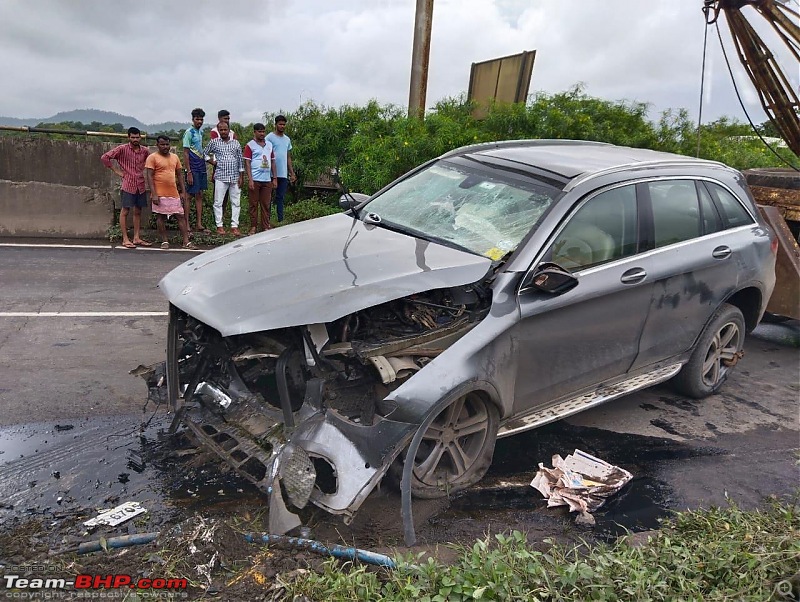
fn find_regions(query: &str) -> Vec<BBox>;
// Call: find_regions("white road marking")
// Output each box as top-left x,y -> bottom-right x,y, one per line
0,312 -> 168,317
0,242 -> 202,252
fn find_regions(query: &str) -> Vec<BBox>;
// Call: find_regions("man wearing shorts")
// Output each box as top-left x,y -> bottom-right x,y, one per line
145,136 -> 195,250
101,127 -> 151,248
182,108 -> 209,234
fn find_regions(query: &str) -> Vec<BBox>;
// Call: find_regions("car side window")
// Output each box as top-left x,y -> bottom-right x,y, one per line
548,184 -> 637,270
648,180 -> 702,248
704,182 -> 755,228
698,183 -> 723,235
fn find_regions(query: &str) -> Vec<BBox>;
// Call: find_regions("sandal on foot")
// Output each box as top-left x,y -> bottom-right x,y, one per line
183,242 -> 198,250
134,240 -> 152,247
122,241 -> 136,249
160,241 -> 169,249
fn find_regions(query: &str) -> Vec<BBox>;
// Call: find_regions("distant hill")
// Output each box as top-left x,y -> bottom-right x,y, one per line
0,109 -> 185,133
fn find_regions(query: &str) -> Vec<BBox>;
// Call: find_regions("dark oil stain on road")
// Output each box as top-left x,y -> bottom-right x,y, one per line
427,421 -> 717,543
0,410 -> 794,553
0,414 -> 260,533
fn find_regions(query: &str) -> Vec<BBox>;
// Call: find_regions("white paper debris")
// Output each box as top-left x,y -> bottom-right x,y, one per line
530,449 -> 633,525
84,501 -> 147,527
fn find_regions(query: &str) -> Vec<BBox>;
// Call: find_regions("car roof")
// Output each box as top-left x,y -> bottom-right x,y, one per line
444,139 -> 724,185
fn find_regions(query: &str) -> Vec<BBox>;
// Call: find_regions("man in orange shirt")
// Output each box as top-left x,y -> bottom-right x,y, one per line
144,135 -> 196,250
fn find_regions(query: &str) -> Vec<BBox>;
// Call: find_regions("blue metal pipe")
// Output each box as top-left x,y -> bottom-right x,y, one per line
77,532 -> 159,554
244,533 -> 397,568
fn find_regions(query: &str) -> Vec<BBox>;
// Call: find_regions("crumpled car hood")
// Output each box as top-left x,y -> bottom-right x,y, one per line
160,213 -> 492,336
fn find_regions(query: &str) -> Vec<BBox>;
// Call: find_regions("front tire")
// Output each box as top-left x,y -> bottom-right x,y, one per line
672,303 -> 745,399
396,392 -> 499,499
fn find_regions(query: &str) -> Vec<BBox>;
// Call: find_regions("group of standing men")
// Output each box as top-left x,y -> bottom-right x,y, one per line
182,109 -> 296,236
100,109 -> 296,248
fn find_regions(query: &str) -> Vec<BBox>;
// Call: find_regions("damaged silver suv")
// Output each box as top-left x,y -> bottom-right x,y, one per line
153,140 -> 776,543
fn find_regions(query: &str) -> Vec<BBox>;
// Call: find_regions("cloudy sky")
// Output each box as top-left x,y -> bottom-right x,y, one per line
1,0 -> 796,126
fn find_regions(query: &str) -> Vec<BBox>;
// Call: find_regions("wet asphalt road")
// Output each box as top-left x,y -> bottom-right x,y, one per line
0,242 -> 798,537
0,243 -> 193,425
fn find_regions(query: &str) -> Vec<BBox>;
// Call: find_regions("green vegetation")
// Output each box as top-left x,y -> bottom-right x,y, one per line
283,497 -> 800,601
12,87 -> 800,238
281,87 -> 797,197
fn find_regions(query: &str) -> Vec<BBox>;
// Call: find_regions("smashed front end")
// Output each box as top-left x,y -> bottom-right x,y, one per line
158,284 -> 490,533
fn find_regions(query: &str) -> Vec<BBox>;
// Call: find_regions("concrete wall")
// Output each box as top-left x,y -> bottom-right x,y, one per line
0,180 -> 116,238
0,136 -> 151,239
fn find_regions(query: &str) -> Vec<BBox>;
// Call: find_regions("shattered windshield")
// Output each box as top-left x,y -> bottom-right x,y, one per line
364,159 -> 561,260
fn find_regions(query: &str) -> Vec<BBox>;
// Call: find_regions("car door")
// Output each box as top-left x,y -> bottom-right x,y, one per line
511,182 -> 653,413
630,178 -> 745,370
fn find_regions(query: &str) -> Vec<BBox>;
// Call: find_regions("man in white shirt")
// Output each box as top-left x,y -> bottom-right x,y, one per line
243,123 -> 277,233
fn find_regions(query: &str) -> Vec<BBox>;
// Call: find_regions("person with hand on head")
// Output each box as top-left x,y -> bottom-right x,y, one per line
145,135 -> 195,250
204,121 -> 245,236
243,123 -> 277,234
182,108 -> 210,235
101,127 -> 151,249
266,115 -> 296,223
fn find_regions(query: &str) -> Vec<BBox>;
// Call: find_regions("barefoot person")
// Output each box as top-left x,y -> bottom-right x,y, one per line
243,123 -> 277,234
182,108 -> 210,235
144,136 -> 196,250
101,127 -> 151,248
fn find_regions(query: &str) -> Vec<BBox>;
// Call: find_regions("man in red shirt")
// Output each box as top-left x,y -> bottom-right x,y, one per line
101,127 -> 151,248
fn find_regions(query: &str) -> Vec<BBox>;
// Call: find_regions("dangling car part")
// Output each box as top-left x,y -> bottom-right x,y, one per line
148,140 -> 775,545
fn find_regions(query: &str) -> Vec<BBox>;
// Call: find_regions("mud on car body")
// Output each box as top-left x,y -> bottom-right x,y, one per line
147,140 -> 776,544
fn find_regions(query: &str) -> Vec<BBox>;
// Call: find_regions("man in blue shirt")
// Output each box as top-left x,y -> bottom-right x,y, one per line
266,115 -> 296,223
182,108 -> 211,235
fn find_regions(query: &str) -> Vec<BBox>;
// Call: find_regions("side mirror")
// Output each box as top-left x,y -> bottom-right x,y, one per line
339,192 -> 370,211
526,262 -> 579,295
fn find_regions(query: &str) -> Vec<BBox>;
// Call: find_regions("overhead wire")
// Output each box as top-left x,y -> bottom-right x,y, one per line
697,15 -> 711,157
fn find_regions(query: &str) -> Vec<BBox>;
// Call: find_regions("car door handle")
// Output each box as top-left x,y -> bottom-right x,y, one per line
620,267 -> 647,284
712,246 -> 732,259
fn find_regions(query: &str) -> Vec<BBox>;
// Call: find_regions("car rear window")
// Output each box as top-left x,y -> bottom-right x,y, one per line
704,182 -> 755,229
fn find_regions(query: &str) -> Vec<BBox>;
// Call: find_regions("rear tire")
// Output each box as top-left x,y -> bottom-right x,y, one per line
672,303 -> 745,399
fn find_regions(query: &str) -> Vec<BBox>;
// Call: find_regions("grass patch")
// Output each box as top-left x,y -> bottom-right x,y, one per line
283,497 -> 800,601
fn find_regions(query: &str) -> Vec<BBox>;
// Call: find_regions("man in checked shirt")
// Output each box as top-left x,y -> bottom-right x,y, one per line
101,127 -> 152,248
204,121 -> 245,236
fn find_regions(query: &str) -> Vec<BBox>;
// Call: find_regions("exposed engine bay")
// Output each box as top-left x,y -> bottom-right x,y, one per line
142,282 -> 491,534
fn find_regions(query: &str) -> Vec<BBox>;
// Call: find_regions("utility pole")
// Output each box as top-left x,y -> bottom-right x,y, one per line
408,0 -> 434,118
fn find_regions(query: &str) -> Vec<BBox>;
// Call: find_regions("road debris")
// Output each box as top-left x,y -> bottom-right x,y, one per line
530,449 -> 633,525
84,501 -> 147,527
77,532 -> 159,554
